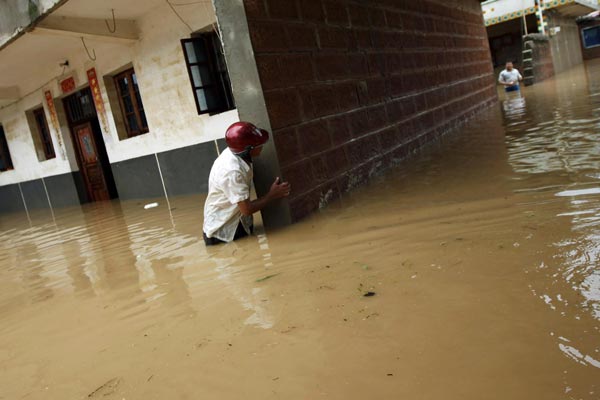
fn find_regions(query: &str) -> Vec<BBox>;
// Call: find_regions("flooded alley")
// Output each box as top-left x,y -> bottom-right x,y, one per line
1,60 -> 600,399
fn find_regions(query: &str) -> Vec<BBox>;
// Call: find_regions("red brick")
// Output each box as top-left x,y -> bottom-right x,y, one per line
386,53 -> 413,74
385,10 -> 403,29
346,134 -> 381,164
286,24 -> 318,49
298,120 -> 332,156
324,146 -> 349,175
289,189 -> 320,221
367,53 -> 386,76
385,98 -> 402,120
299,0 -> 325,21
243,0 -> 268,19
413,93 -> 427,112
397,119 -> 417,142
348,4 -> 370,27
273,127 -> 300,167
279,54 -> 315,86
301,84 -> 339,118
282,159 -> 314,196
369,30 -> 385,49
248,22 -> 288,51
266,0 -> 299,19
311,155 -> 330,183
335,82 -> 359,111
353,28 -> 372,49
347,109 -> 370,137
378,126 -> 400,149
369,8 -> 386,27
425,89 -> 443,109
367,104 -> 388,131
264,89 -> 303,129
315,53 -> 349,81
402,70 -> 424,92
366,78 -> 386,104
324,0 -> 349,26
388,74 -> 404,97
318,26 -> 350,49
403,14 -> 425,32
423,16 -> 435,32
255,54 -> 282,90
347,53 -> 369,77
356,80 -> 368,106
326,115 -> 351,146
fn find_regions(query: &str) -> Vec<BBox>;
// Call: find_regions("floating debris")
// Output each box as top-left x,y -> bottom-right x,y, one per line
363,291 -> 376,297
88,377 -> 121,398
354,261 -> 370,270
255,273 -> 280,283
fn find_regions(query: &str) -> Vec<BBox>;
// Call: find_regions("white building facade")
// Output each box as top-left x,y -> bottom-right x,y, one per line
0,0 -> 241,213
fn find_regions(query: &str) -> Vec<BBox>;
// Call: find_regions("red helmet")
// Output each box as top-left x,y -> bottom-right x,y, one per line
225,122 -> 269,154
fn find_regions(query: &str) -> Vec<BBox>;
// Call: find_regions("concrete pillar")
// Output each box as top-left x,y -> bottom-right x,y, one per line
212,0 -> 292,229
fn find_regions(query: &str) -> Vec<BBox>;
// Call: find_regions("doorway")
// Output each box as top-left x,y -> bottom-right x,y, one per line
63,87 -> 118,202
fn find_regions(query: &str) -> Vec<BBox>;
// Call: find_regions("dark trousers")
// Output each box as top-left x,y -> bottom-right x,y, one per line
203,223 -> 252,246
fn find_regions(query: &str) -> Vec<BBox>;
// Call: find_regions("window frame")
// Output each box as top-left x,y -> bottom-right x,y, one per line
581,25 -> 600,49
113,68 -> 149,138
32,107 -> 56,160
0,125 -> 14,172
181,33 -> 236,116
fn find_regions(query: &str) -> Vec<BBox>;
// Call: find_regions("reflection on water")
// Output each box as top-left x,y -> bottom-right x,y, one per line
1,60 -> 600,399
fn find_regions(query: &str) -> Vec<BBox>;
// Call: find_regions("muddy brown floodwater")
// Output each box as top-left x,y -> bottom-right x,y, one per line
2,60 -> 600,400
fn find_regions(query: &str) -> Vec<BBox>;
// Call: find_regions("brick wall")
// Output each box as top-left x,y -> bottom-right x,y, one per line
579,19 -> 600,61
524,36 -> 555,83
244,0 -> 497,221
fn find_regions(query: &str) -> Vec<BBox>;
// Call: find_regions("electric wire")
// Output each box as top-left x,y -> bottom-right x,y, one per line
165,0 -> 194,32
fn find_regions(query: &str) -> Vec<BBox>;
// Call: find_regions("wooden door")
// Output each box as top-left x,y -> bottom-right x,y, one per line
73,122 -> 111,201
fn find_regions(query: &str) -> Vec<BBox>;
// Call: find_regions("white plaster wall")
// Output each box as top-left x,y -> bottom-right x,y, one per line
483,0 -> 535,20
0,1 -> 238,187
95,2 -> 239,163
0,86 -> 74,185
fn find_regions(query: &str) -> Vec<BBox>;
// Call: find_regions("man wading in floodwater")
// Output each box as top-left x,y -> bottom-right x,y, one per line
498,61 -> 523,93
203,122 -> 291,245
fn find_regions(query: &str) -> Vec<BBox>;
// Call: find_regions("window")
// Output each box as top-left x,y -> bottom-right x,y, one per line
113,68 -> 149,138
181,32 -> 235,115
33,107 -> 56,160
582,26 -> 600,49
0,125 -> 14,172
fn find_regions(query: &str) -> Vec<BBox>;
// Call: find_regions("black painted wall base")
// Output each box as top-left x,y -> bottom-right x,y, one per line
0,172 -> 85,215
111,140 -> 222,200
0,184 -> 25,214
0,140 -> 223,215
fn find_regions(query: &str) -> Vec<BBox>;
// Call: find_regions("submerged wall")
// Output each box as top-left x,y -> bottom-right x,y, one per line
547,11 -> 585,74
242,0 -> 497,221
523,34 -> 555,84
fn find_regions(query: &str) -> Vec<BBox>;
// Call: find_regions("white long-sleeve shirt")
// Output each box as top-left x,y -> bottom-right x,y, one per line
203,148 -> 253,242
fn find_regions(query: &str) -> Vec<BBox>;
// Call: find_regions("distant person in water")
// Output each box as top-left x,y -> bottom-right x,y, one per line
498,62 -> 523,92
203,122 -> 291,245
